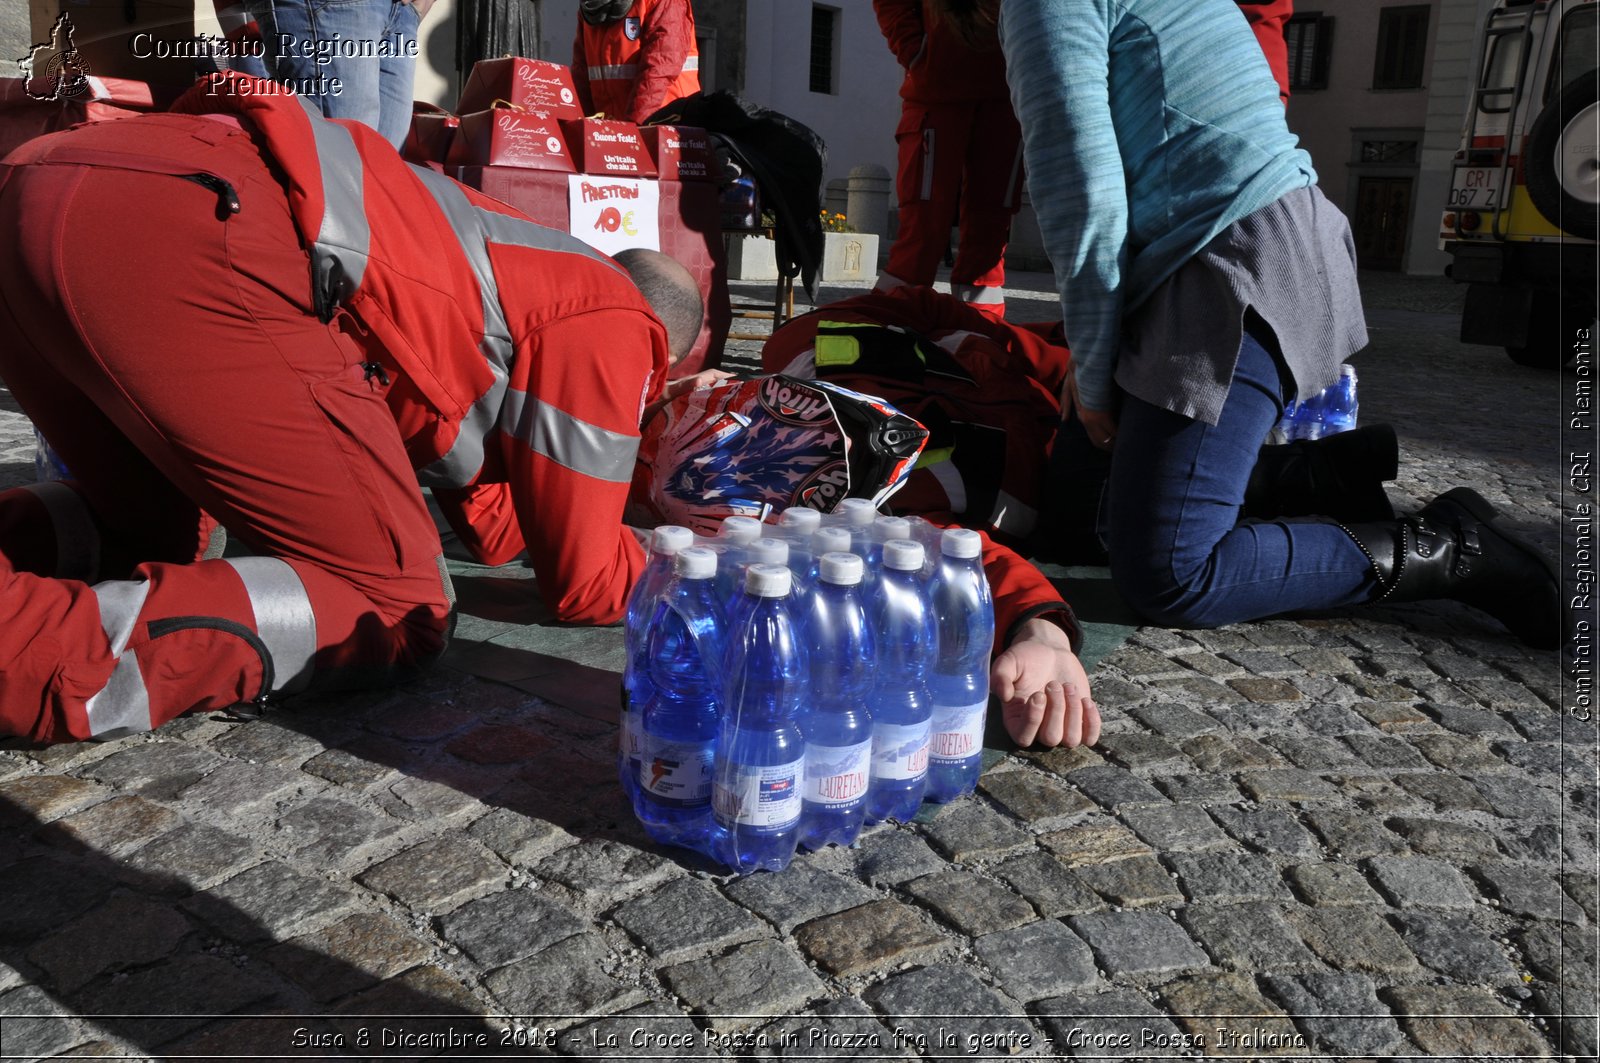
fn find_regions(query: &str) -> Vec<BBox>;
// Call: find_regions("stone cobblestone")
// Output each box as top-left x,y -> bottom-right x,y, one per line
660,939 -> 827,1030
1288,907 -> 1419,976
1157,971 -> 1304,1055
1383,985 -> 1556,1058
1261,971 -> 1403,1057
356,835 -> 506,913
1067,911 -> 1209,978
610,878 -> 766,962
973,919 -> 1097,1002
1168,851 -> 1292,903
1366,854 -> 1481,909
1181,901 -> 1315,971
1073,855 -> 1183,909
991,852 -> 1105,918
1391,911 -> 1521,984
0,273 -> 1578,1058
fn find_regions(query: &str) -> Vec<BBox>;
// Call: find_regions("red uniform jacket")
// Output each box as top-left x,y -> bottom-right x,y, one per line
573,0 -> 701,123
873,0 -> 1009,104
763,286 -> 1080,653
1237,0 -> 1294,103
171,75 -> 671,624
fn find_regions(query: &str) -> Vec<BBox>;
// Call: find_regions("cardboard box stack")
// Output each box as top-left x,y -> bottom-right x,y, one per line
641,125 -> 717,182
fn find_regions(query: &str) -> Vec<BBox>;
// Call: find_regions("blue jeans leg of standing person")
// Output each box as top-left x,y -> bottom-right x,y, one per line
1104,326 -> 1377,628
246,0 -> 418,148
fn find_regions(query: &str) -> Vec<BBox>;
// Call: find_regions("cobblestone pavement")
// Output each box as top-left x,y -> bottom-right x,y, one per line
0,271 -> 1594,1061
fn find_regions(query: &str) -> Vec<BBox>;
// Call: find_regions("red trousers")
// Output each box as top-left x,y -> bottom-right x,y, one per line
0,116 -> 453,743
880,97 -> 1023,317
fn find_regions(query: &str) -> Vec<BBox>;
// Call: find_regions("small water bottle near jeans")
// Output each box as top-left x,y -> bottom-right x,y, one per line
1275,365 -> 1358,442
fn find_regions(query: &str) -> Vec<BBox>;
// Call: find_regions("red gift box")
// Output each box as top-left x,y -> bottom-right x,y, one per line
445,105 -> 576,172
641,124 -> 715,182
560,117 -> 657,178
401,102 -> 459,166
456,58 -> 584,120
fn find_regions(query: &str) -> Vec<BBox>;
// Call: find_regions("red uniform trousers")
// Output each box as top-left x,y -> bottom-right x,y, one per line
0,117 -> 453,744
880,97 -> 1024,319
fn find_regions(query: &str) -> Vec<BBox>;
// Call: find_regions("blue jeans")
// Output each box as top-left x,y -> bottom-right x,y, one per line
245,0 -> 419,148
1099,326 -> 1376,627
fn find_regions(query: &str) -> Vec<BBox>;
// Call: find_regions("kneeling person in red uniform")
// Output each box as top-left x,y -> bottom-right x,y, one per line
0,73 -> 702,745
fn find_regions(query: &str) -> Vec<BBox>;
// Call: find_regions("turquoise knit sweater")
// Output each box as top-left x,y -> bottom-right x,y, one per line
999,0 -> 1317,413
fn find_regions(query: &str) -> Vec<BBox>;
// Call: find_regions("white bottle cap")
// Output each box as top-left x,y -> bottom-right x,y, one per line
838,498 -> 878,526
818,551 -> 864,586
651,525 -> 695,555
675,545 -> 717,580
777,507 -> 823,534
873,515 -> 911,542
748,538 -> 790,566
744,562 -> 792,597
717,515 -> 763,545
813,527 -> 852,555
882,538 -> 925,572
940,527 -> 982,559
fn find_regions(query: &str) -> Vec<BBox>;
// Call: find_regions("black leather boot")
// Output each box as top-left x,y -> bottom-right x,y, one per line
1244,424 -> 1399,522
1341,487 -> 1560,649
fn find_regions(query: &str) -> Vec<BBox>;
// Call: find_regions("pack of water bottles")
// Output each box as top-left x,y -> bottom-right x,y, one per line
620,500 -> 995,875
1273,364 -> 1360,443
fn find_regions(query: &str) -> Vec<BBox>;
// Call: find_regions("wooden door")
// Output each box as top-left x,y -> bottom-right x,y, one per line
1353,176 -> 1413,271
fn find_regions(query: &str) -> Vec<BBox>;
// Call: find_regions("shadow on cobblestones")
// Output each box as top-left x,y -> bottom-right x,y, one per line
0,792 -> 519,1057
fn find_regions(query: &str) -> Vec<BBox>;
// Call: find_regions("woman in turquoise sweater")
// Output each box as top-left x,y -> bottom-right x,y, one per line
933,0 -> 1558,649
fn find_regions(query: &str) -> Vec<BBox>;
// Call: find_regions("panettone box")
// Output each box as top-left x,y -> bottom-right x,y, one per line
456,57 -> 584,120
559,117 -> 657,178
640,124 -> 716,182
445,105 -> 576,172
401,103 -> 459,166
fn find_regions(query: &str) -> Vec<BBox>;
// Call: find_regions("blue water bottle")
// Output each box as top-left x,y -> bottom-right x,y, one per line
725,537 -> 791,634
774,507 -> 822,590
622,525 -> 696,802
926,528 -> 995,802
1322,365 -> 1359,435
864,515 -> 911,584
798,552 -> 875,850
865,538 -> 934,824
713,564 -> 808,873
713,515 -> 764,606
806,527 -> 852,588
33,428 -> 70,482
832,498 -> 879,553
637,546 -> 725,849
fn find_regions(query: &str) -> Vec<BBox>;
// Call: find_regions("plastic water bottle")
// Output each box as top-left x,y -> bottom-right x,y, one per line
864,538 -> 934,823
776,506 -> 823,538
902,515 -> 946,577
637,546 -> 725,849
865,516 -> 911,580
720,174 -> 761,230
713,515 -> 764,605
926,528 -> 994,802
807,527 -> 853,587
621,525 -> 695,802
725,537 -> 791,635
774,507 -> 822,589
832,498 -> 879,553
33,428 -> 70,482
1322,365 -> 1359,435
798,552 -> 875,850
713,564 -> 808,872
